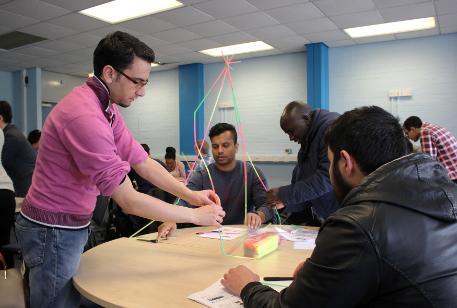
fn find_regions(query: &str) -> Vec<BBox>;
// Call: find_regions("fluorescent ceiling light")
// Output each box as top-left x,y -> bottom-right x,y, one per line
80,0 -> 183,24
199,41 -> 274,57
345,17 -> 436,38
151,62 -> 159,67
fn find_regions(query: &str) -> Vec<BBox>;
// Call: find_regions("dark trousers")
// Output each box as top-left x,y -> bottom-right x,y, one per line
0,189 -> 15,267
454,179 -> 457,184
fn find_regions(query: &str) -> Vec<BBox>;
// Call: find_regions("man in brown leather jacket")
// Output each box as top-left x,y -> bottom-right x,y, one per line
222,106 -> 457,307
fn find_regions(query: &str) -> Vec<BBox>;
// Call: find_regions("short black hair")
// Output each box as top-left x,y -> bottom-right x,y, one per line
165,146 -> 176,160
28,129 -> 41,144
0,100 -> 12,123
141,143 -> 150,155
403,116 -> 422,130
209,123 -> 237,144
325,106 -> 408,175
93,31 -> 155,77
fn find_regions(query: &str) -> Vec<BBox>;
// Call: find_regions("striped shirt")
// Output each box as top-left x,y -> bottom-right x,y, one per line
420,122 -> 457,180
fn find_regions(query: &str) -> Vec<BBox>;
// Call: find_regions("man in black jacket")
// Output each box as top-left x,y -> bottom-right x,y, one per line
267,101 -> 339,224
0,100 -> 36,197
222,106 -> 457,307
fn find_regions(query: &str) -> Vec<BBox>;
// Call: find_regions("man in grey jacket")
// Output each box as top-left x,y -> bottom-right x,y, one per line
222,106 -> 457,307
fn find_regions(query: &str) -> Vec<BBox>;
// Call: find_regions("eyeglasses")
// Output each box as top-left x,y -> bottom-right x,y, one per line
112,66 -> 148,89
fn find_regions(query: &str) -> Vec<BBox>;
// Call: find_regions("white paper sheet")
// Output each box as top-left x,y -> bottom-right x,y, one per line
196,227 -> 246,241
188,279 -> 292,307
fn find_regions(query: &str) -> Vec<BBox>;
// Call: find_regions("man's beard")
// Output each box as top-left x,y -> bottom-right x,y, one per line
332,160 -> 353,203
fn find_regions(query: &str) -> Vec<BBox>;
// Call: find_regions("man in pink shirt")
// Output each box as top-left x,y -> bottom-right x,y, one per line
403,116 -> 457,183
15,32 -> 225,308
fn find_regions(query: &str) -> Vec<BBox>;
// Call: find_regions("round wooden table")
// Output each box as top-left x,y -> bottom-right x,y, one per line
73,225 -> 313,307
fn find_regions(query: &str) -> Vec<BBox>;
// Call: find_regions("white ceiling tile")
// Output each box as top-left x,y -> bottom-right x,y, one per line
0,9 -> 39,29
264,35 -> 309,50
62,32 -> 102,47
138,35 -> 171,48
438,13 -> 457,28
20,22 -> 76,40
210,31 -> 257,45
89,25 -> 141,38
154,44 -> 194,56
40,0 -> 112,12
194,0 -> 259,19
222,12 -> 279,30
435,0 -> 457,15
265,3 -> 324,23
173,51 -> 214,62
330,10 -> 384,28
313,0 -> 376,16
154,54 -> 182,64
48,13 -> 108,32
119,16 -> 176,34
440,26 -> 457,34
394,27 -> 439,39
178,38 -> 222,51
68,47 -> 93,58
179,0 -> 208,4
14,46 -> 58,57
23,57 -> 62,68
304,30 -> 351,42
186,20 -> 238,37
353,33 -> 396,43
152,28 -> 202,43
0,50 -> 36,62
0,0 -> 70,21
287,18 -> 338,34
246,25 -> 297,39
46,52 -> 88,64
154,6 -> 214,26
0,25 -> 11,35
35,40 -> 82,52
325,39 -> 355,47
379,2 -> 436,22
373,0 -> 432,9
247,0 -> 310,10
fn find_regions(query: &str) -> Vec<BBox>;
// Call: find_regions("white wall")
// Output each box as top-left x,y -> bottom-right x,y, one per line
120,68 -> 179,158
204,52 -> 307,156
0,71 -> 14,104
42,71 -> 86,103
329,33 -> 457,136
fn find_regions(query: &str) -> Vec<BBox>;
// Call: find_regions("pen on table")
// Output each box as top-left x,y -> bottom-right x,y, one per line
263,277 -> 294,281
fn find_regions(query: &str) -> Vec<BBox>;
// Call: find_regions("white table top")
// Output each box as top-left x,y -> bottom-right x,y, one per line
73,225 -> 314,308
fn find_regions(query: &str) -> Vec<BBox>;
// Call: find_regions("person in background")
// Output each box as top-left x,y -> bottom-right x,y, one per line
403,116 -> 457,183
158,123 -> 274,239
222,106 -> 457,307
267,101 -> 340,226
15,31 -> 224,308
0,100 -> 36,197
165,146 -> 186,182
193,139 -> 214,172
0,128 -> 15,268
27,129 -> 41,151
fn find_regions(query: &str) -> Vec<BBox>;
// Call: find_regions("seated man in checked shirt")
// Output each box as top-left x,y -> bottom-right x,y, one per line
404,116 -> 457,183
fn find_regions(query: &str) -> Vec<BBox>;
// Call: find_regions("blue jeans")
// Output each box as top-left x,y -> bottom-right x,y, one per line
15,215 -> 89,308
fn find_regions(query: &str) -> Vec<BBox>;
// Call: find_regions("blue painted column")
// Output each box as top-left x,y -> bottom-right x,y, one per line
179,63 -> 204,155
306,43 -> 329,110
26,67 -> 42,131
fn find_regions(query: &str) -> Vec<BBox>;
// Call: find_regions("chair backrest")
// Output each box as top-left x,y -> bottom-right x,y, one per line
0,252 -> 25,308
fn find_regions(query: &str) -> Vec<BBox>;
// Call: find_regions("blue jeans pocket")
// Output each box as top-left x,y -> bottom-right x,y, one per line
15,219 -> 47,268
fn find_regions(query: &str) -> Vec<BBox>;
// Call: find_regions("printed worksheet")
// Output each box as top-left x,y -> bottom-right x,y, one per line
188,279 -> 291,307
196,227 -> 246,241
